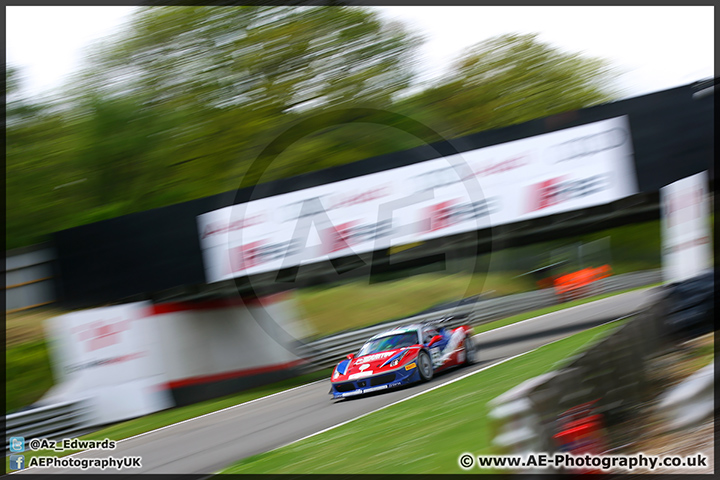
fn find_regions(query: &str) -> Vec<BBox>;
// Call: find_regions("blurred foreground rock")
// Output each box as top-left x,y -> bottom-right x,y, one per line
612,332 -> 714,475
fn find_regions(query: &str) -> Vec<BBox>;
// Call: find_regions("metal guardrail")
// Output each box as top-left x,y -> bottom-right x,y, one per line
299,269 -> 662,370
5,400 -> 90,451
593,269 -> 662,296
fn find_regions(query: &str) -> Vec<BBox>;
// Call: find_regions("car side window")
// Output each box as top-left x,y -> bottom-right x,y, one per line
423,327 -> 437,344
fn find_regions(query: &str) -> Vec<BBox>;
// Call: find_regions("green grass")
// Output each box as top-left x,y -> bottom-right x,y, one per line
5,339 -> 54,413
297,270 -> 536,337
7,367 -> 332,472
683,333 -> 714,374
221,320 -> 620,474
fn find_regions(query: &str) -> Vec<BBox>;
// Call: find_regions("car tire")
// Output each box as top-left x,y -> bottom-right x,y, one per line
417,350 -> 434,382
463,337 -> 476,366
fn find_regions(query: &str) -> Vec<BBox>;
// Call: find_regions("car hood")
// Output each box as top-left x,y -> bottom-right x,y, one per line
334,346 -> 421,381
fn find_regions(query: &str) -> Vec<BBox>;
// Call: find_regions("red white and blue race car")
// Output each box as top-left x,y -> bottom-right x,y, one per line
330,320 -> 476,399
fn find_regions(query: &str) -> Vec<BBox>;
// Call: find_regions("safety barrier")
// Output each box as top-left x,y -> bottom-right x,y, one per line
5,400 -> 90,451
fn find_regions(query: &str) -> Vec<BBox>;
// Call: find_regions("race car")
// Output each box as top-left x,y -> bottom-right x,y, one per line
330,320 -> 476,399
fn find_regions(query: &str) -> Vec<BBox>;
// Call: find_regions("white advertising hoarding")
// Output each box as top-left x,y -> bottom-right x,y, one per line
661,171 -> 712,284
152,296 -> 309,385
42,295 -> 312,422
44,302 -> 174,425
198,116 -> 638,283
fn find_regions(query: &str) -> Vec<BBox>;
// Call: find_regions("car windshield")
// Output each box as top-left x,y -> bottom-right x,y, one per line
357,331 -> 419,356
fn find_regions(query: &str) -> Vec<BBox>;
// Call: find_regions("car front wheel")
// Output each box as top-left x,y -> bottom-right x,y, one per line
417,350 -> 434,382
463,337 -> 476,366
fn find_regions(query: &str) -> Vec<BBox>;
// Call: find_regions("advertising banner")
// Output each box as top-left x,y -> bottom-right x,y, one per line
45,302 -> 174,425
198,116 -> 637,283
661,171 -> 712,284
42,296 -> 314,418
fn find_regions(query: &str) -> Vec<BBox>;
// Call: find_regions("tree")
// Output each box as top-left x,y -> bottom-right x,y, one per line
398,33 -> 620,139
6,65 -> 44,126
60,5 -> 424,205
7,23 -> 623,251
80,6 -> 421,113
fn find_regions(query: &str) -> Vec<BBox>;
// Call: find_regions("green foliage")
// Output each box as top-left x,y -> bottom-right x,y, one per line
585,220 -> 662,271
396,33 -> 618,139
82,6 -> 420,112
6,340 -> 54,413
6,9 -> 620,250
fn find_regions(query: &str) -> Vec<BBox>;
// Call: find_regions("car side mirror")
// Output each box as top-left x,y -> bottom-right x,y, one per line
428,335 -> 443,346
346,353 -> 355,360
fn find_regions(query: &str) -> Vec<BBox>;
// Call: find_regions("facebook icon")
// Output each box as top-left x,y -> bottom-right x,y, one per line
10,455 -> 25,470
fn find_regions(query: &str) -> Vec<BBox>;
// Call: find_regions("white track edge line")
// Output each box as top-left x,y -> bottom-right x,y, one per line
117,377 -> 328,444
10,377 -> 328,474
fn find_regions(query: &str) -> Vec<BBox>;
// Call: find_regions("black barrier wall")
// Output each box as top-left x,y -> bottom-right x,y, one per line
53,83 -> 714,309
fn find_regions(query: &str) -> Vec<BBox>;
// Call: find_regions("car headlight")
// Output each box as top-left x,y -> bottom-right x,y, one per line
381,350 -> 408,368
389,358 -> 400,367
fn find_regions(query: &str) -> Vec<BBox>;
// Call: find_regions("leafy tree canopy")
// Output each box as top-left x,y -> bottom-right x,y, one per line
7,10 -> 620,251
81,6 -> 421,112
397,33 -> 618,139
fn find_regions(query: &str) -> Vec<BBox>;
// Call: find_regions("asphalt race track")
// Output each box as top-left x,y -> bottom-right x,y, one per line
17,287 -> 662,476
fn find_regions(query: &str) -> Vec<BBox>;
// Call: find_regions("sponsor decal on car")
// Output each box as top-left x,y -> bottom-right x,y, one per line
339,381 -> 404,397
348,371 -> 374,380
405,362 -> 417,370
354,351 -> 396,364
341,390 -> 364,397
362,385 -> 389,393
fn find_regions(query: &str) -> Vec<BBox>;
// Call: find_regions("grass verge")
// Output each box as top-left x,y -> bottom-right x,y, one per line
221,321 -> 621,474
297,270 -> 535,337
5,339 -> 54,413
